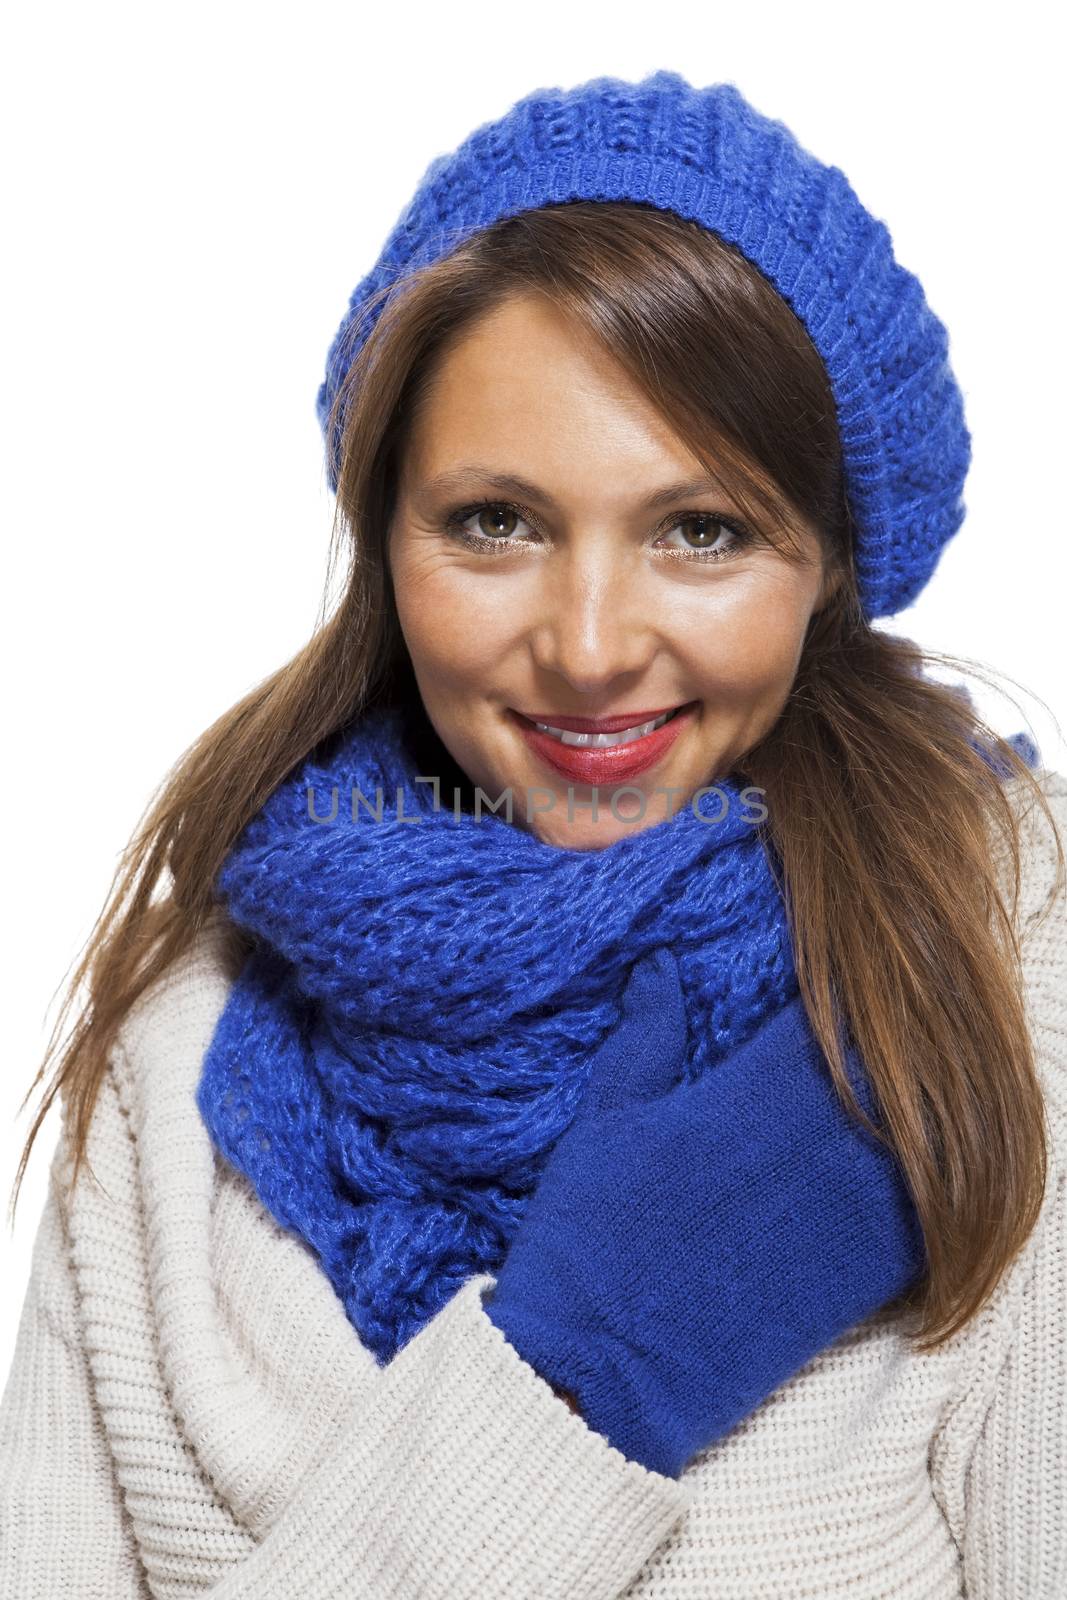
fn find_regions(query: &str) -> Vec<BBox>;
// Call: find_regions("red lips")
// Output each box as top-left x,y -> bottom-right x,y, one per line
510,703 -> 696,784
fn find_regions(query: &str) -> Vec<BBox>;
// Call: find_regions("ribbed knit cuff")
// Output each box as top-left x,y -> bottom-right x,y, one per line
207,1271 -> 692,1600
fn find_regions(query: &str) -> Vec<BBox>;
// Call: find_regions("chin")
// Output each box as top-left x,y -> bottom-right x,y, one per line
525,807 -> 665,852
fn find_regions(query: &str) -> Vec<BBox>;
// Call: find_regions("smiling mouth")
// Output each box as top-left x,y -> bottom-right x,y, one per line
509,700 -> 698,784
513,700 -> 695,739
524,707 -> 685,748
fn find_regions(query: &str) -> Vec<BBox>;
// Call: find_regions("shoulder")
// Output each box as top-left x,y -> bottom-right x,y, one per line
995,764 -> 1067,930
56,919 -> 239,1248
108,919 -> 240,1112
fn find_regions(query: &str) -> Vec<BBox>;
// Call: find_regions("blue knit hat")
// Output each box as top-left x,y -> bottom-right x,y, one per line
316,69 -> 972,622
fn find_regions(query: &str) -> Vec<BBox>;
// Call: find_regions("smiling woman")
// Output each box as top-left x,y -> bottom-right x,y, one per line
4,68 -> 1065,1600
386,289 -> 837,847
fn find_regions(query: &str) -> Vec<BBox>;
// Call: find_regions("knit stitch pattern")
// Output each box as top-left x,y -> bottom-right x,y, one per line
196,698 -> 797,1366
3,769 -> 1064,1597
315,69 -> 972,620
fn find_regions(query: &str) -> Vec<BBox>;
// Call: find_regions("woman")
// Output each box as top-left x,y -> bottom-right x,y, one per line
2,69 -> 1065,1598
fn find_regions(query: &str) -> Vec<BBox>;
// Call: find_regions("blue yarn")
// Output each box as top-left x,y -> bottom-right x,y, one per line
482,960 -> 926,1477
197,698 -> 799,1365
196,684 -> 1040,1374
315,69 -> 973,622
1006,730 -> 1042,771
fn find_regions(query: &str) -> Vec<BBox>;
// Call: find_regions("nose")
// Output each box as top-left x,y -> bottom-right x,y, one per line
525,542 -> 659,693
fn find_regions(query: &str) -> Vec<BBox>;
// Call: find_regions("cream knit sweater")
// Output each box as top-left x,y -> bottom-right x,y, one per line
2,770 -> 1065,1600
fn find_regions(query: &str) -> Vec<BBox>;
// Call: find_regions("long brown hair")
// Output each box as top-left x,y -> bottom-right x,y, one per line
11,200 -> 1063,1354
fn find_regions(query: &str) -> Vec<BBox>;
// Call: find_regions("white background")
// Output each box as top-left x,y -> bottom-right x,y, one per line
2,2 -> 1063,1379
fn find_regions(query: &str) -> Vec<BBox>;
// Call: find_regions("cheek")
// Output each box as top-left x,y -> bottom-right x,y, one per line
679,580 -> 813,704
391,549 -> 519,679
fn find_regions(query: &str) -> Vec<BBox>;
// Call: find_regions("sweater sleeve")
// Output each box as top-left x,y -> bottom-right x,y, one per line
0,1154 -> 150,1600
203,1267 -> 693,1600
928,1166 -> 1067,1597
928,767 -> 1067,1595
961,1164 -> 1067,1596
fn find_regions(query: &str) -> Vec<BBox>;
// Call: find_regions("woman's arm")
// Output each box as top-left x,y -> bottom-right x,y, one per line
929,768 -> 1067,1595
1,1103 -> 690,1600
0,1163 -> 151,1599
962,1166 -> 1066,1595
201,1267 -> 689,1600
929,1166 -> 1067,1596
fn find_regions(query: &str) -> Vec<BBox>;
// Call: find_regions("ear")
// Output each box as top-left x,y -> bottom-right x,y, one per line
579,947 -> 689,1119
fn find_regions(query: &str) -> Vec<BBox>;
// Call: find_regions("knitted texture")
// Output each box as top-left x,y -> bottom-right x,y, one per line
196,697 -> 798,1366
482,959 -> 925,1477
196,694 -> 1037,1375
3,768 -> 1065,1597
315,68 -> 972,621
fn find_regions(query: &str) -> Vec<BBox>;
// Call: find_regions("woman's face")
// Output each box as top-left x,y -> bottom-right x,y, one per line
388,292 -> 835,850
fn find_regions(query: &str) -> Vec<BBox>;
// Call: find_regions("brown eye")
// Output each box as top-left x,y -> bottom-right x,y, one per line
442,501 -> 538,551
679,516 -> 730,550
660,514 -> 751,562
476,505 -> 521,539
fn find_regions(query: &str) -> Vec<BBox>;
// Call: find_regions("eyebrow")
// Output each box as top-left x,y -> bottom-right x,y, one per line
414,465 -> 737,514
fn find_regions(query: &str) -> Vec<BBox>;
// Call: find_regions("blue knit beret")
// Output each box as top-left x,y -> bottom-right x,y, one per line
316,69 -> 972,622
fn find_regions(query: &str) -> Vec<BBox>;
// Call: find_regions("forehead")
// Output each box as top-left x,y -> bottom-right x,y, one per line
403,296 -> 722,488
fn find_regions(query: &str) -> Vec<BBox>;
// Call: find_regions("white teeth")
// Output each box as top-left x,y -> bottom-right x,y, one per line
532,709 -> 677,747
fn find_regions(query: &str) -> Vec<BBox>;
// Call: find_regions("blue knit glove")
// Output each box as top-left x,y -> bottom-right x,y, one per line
483,947 -> 925,1480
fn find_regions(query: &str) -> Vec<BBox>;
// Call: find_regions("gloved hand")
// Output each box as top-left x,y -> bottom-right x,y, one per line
483,947 -> 925,1480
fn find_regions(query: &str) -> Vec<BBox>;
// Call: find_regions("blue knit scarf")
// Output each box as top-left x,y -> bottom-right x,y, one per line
196,697 -> 1038,1367
196,697 -> 801,1364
